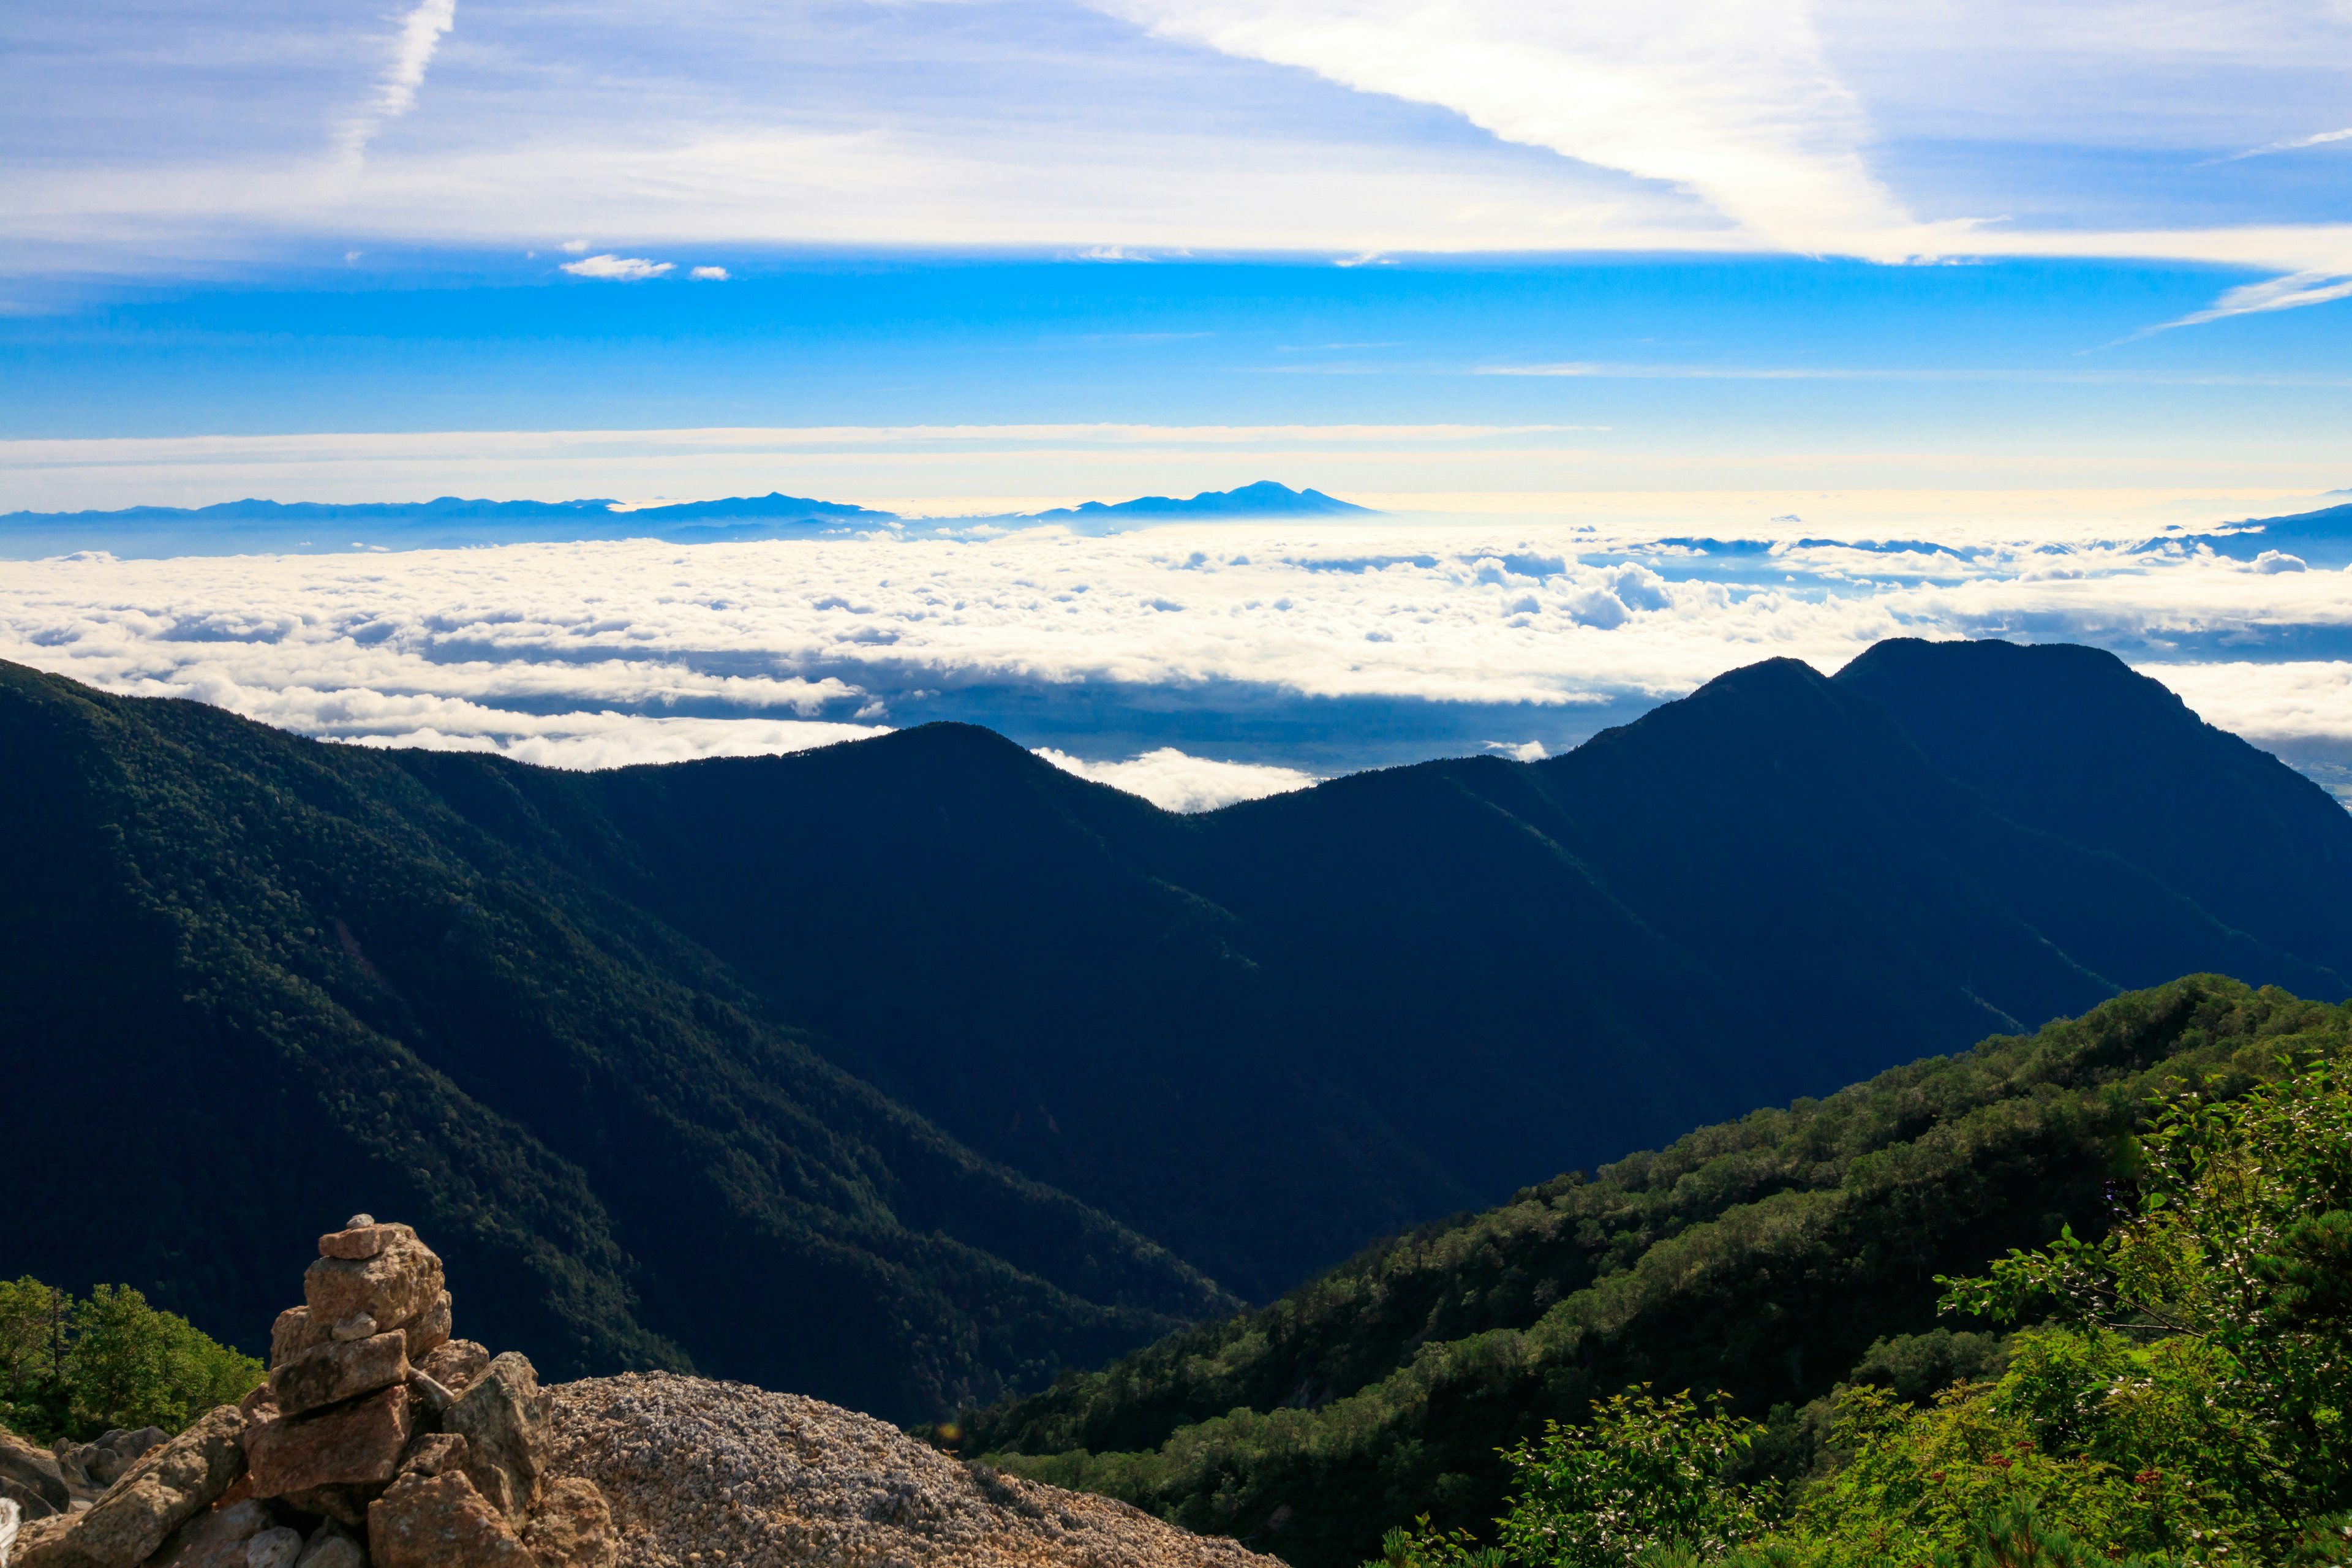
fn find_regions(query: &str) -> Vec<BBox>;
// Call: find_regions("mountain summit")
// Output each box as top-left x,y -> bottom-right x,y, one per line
1025,481 -> 1374,527
2,638 -> 2347,1422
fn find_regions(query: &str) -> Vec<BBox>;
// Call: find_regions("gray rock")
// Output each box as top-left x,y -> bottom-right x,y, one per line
244,1528 -> 303,1568
326,1317 -> 376,1346
18,1403 -> 249,1568
0,1433 -> 68,1515
293,1531 -> 366,1568
443,1354 -> 545,1525
0,1475 -> 59,1523
145,1497 -> 272,1568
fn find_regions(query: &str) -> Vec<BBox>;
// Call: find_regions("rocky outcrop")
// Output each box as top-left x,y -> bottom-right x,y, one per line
544,1373 -> 1280,1567
5,1223 -> 1267,1568
5,1219 -> 614,1568
0,1434 -> 71,1521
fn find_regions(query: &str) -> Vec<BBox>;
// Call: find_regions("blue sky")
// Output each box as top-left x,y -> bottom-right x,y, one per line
2,0 -> 2350,800
5,0 -> 2351,502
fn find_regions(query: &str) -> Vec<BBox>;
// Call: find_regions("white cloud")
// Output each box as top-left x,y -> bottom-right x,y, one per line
2157,268 -> 2352,329
560,238 -> 591,253
6,513 -> 2352,783
2215,125 -> 2352,162
337,0 -> 457,164
1035,746 -> 1317,810
559,254 -> 673,281
2142,661 -> 2352,749
1093,0 -> 1934,258
688,265 -> 729,280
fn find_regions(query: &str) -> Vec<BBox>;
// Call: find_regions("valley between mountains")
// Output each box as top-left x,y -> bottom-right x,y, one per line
3,635 -> 2350,1441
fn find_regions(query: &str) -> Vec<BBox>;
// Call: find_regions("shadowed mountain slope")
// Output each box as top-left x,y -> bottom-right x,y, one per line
0,660 -> 1231,1424
4,638 -> 2350,1412
508,644 -> 2352,1297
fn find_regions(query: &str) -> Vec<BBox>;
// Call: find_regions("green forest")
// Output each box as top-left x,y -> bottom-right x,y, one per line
960,976 -> 2352,1568
0,1279 -> 261,1444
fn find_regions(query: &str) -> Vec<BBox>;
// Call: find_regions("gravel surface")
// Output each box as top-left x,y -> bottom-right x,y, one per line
544,1373 -> 1279,1568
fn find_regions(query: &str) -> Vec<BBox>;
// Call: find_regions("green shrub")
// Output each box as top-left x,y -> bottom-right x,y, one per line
1369,1050 -> 2352,1568
0,1277 -> 262,1442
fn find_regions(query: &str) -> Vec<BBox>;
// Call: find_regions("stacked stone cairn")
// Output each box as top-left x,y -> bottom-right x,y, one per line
7,1218 -> 618,1568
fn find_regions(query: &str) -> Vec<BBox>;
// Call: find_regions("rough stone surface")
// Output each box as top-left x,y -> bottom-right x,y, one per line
26,1404 -> 248,1568
53,1430 -> 170,1494
401,1292 -> 452,1363
1,1475 -> 59,1523
244,1527 -> 301,1568
396,1434 -> 468,1481
10,1510 -> 76,1568
268,1312 -> 328,1374
368,1471 -> 532,1568
0,1434 -> 68,1516
447,1354 -> 546,1525
295,1532 -> 365,1568
317,1225 -> 400,1262
1,1498 -> 19,1567
245,1384 -> 411,1498
418,1341 -> 490,1396
545,1373 -> 1280,1568
270,1332 -> 410,1419
520,1477 -> 618,1568
303,1231 -> 442,1341
146,1498 -> 273,1568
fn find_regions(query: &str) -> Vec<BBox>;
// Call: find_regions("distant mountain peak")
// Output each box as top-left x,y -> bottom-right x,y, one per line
1025,482 -> 1376,523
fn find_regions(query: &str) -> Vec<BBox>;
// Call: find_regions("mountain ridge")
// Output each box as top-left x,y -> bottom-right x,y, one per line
4,636 -> 2350,1428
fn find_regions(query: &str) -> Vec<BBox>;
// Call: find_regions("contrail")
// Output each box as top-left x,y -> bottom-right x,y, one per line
338,0 -> 458,165
2206,126 -> 2352,164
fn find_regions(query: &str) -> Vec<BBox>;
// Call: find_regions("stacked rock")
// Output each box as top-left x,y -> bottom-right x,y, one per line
7,1218 -> 617,1568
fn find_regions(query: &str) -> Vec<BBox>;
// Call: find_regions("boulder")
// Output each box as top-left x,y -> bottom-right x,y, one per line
394,1433 -> 467,1481
268,1311 -> 327,1373
303,1231 -> 442,1341
146,1498 -> 273,1568
10,1512 -> 74,1568
18,1404 -> 247,1568
444,1355 -> 545,1525
367,1471 -> 532,1568
417,1341 -> 489,1396
401,1292 -> 451,1363
243,1528 -> 302,1568
270,1332 -> 410,1419
1,1475 -> 59,1523
244,1384 -> 410,1498
293,1530 -> 364,1568
316,1224 -> 400,1262
1,1498 -> 18,1568
520,1478 -> 617,1568
0,1436 -> 67,1517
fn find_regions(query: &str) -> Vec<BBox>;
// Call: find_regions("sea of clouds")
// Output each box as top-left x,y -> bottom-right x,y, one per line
4,515 -> 2349,811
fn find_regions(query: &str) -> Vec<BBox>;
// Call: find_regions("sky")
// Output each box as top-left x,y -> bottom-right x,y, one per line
2,0 -> 2348,806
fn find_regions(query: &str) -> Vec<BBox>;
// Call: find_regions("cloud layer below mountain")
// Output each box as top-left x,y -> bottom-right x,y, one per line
4,510 -> 2348,808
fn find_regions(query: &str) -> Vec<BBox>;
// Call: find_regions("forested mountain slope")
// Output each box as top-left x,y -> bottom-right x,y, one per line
4,638 -> 2349,1416
530,640 -> 2352,1296
0,660 -> 1231,1424
965,977 -> 2352,1568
